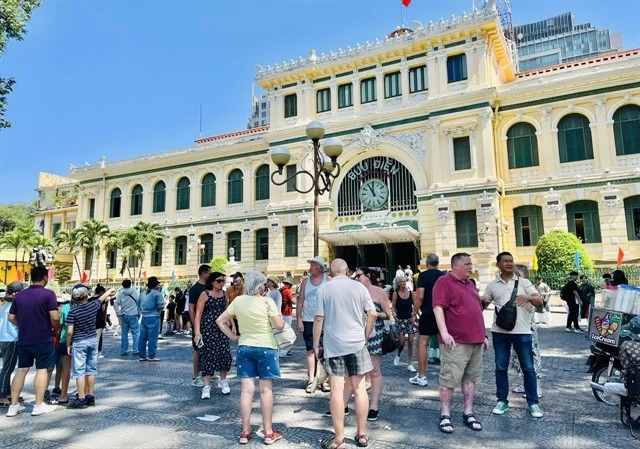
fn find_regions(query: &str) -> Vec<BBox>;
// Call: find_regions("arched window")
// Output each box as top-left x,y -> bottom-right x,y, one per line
109,188 -> 121,218
151,238 -> 162,266
566,200 -> 601,243
228,169 -> 243,204
557,114 -> 594,163
513,205 -> 544,246
130,184 -> 143,216
624,195 -> 640,241
227,231 -> 241,261
255,165 -> 270,201
613,105 -> 640,156
153,181 -> 166,213
176,177 -> 190,210
256,228 -> 269,260
507,123 -> 539,169
201,173 -> 216,207
200,233 -> 213,264
175,236 -> 187,265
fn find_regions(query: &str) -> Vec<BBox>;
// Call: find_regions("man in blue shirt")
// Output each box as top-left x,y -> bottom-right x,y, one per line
137,277 -> 165,362
0,282 -> 25,406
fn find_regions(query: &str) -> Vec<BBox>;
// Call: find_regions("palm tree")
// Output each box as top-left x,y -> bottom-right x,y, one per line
0,228 -> 27,283
55,228 -> 83,280
110,228 -> 145,284
132,221 -> 165,280
76,219 -> 110,282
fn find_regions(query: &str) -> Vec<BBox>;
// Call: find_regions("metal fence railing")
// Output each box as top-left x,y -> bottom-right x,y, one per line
534,265 -> 640,291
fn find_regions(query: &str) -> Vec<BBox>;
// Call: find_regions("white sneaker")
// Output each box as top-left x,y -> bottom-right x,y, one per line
6,404 -> 25,417
192,377 -> 204,387
393,355 -> 400,366
97,352 -> 104,359
409,375 -> 428,386
407,364 -> 416,373
201,385 -> 211,400
220,380 -> 230,395
31,403 -> 57,416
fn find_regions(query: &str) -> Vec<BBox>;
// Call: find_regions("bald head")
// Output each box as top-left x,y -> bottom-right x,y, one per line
330,258 -> 348,276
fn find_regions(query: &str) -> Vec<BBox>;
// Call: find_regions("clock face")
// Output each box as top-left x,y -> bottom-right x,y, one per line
359,179 -> 389,210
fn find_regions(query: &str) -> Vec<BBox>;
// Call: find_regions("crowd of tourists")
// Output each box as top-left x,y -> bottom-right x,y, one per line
1,251 -> 584,447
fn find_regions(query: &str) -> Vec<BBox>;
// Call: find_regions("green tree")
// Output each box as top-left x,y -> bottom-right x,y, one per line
0,0 -> 42,128
0,227 -> 28,280
76,219 -> 110,281
210,256 -> 227,273
131,221 -> 165,281
55,228 -> 83,279
54,263 -> 71,284
0,202 -> 35,233
535,229 -> 594,273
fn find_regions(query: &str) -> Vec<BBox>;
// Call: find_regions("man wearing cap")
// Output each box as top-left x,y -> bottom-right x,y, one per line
265,276 -> 283,313
137,277 -> 165,362
7,266 -> 60,417
297,256 -> 330,392
227,271 -> 245,304
0,282 -> 25,407
280,278 -> 295,327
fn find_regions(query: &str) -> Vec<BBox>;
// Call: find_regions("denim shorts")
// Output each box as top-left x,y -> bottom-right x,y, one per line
17,342 -> 56,370
71,337 -> 98,379
236,346 -> 280,380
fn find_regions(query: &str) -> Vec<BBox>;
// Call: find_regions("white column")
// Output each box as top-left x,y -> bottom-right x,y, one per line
437,53 -> 448,94
330,80 -> 338,117
376,69 -> 384,107
426,56 -> 438,99
476,44 -> 489,87
352,75 -> 361,114
593,98 -> 615,168
400,62 -> 410,104
465,46 -> 477,87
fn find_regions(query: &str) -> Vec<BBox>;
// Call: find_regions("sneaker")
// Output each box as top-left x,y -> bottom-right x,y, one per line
574,328 -> 585,333
367,409 -> 379,421
220,380 -> 230,395
407,364 -> 416,373
279,352 -> 292,358
409,375 -> 428,386
31,403 -> 58,416
529,404 -> 544,418
201,385 -> 211,400
120,352 -> 129,356
52,387 -> 62,396
263,430 -> 283,445
512,385 -> 526,393
158,335 -> 164,340
393,355 -> 400,366
433,357 -> 441,365
139,357 -> 149,362
192,377 -> 205,387
239,432 -> 251,444
324,407 -> 349,417
564,328 -> 573,332
492,401 -> 509,415
44,390 -> 51,402
66,399 -> 88,409
6,404 -> 25,417
85,395 -> 95,406
148,358 -> 161,362
97,352 -> 104,359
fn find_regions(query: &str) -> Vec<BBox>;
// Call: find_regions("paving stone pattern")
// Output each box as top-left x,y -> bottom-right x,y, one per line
1,310 -> 638,448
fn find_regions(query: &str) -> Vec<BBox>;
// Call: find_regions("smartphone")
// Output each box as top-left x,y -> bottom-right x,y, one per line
197,338 -> 205,349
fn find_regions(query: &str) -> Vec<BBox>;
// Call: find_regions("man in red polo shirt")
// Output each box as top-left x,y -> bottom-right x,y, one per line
433,252 -> 488,434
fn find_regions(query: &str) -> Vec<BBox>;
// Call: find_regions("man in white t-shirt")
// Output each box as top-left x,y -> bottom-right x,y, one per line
313,258 -> 377,449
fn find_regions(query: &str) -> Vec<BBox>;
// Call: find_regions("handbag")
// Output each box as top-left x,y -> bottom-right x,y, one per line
265,298 -> 296,351
495,278 -> 519,331
381,320 -> 399,355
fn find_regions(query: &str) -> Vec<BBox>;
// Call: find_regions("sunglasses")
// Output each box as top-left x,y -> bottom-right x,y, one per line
214,278 -> 225,283
355,273 -> 363,278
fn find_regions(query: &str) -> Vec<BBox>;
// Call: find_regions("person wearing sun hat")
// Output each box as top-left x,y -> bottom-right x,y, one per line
137,277 -> 165,362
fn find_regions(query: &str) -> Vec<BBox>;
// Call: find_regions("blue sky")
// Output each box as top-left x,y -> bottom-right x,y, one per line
1,0 -> 638,204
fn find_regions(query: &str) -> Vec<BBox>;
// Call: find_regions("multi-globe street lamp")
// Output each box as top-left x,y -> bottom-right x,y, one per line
478,215 -> 510,253
269,121 -> 343,257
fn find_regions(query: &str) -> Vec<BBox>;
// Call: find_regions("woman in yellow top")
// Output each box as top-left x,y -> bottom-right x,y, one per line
216,271 -> 285,446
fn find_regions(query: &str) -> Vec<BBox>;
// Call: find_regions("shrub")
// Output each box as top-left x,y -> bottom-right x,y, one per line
209,256 -> 227,273
535,229 -> 593,273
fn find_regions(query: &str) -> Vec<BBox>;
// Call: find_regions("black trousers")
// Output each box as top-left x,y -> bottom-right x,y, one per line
566,301 -> 580,329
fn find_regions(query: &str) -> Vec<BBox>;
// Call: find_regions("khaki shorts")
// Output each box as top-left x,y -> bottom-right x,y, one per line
439,343 -> 483,389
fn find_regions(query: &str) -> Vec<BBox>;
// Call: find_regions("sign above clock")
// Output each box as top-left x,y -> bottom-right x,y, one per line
346,157 -> 400,181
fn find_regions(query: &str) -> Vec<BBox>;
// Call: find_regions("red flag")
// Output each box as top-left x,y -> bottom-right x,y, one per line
617,247 -> 624,267
16,269 -> 23,281
81,271 -> 88,283
402,0 -> 411,6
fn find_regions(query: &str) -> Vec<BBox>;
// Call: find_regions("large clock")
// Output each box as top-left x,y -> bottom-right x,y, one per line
359,178 -> 389,210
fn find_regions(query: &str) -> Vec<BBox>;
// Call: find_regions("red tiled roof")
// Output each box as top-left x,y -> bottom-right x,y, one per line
195,125 -> 270,144
517,49 -> 640,78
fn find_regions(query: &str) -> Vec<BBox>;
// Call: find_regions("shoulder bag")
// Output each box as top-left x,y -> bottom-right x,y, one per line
265,298 -> 296,351
495,278 -> 519,331
381,316 -> 399,355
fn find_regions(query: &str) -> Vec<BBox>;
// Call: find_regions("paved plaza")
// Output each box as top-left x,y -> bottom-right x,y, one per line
1,310 -> 638,449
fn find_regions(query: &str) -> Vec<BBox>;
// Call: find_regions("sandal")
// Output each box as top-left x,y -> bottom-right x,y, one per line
321,382 -> 331,393
305,380 -> 317,394
439,415 -> 454,434
321,438 -> 346,449
238,432 -> 251,444
354,434 -> 368,447
462,413 -> 482,431
0,400 -> 10,407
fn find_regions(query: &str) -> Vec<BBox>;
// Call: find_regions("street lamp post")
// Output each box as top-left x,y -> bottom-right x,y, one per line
478,215 -> 510,252
269,121 -> 343,257
105,261 -> 110,285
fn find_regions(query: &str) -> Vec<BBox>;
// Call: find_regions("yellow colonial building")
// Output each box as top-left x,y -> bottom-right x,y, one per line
35,6 -> 640,284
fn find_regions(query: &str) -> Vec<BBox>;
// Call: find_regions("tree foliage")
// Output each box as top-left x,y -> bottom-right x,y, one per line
0,202 -> 35,234
210,256 -> 227,273
76,219 -> 110,281
535,229 -> 594,273
0,0 -> 42,128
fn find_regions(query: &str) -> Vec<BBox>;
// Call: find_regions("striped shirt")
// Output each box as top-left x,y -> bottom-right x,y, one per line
66,300 -> 101,342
